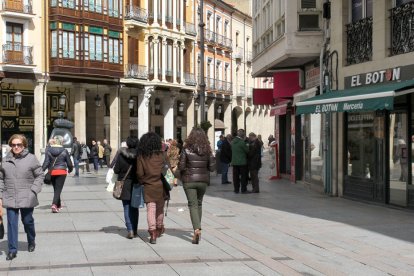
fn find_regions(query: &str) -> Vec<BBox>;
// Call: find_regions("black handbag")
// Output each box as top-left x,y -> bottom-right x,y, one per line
113,165 -> 132,199
44,153 -> 60,185
0,217 -> 4,239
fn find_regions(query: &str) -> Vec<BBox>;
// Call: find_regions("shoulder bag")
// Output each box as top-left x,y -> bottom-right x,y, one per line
44,153 -> 60,184
113,165 -> 132,199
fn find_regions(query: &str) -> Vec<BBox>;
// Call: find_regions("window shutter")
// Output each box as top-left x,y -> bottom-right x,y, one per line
301,0 -> 316,9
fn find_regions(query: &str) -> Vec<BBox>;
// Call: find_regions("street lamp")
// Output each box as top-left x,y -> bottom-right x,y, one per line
95,94 -> 102,107
128,98 -> 135,110
178,102 -> 185,112
217,105 -> 222,114
14,91 -> 22,105
195,101 -> 199,111
59,93 -> 66,106
154,99 -> 161,114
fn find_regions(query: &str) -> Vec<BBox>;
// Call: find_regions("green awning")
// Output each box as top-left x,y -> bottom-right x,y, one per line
296,79 -> 414,115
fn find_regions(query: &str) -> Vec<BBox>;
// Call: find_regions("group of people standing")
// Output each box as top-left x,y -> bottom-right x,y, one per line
218,129 -> 264,194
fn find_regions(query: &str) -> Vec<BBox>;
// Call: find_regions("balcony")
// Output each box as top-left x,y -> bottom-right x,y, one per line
1,0 -> 34,18
346,17 -> 372,65
125,64 -> 148,80
205,29 -> 216,44
205,77 -> 216,90
224,37 -> 232,50
125,6 -> 148,25
2,43 -> 33,65
215,79 -> 224,92
391,2 -> 414,56
237,85 -> 245,97
246,51 -> 252,63
224,81 -> 232,93
184,72 -> 197,86
234,47 -> 243,60
185,22 -> 197,36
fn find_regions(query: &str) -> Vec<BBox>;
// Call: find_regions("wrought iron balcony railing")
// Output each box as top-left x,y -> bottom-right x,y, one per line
185,22 -> 197,36
125,64 -> 148,79
125,6 -> 148,23
2,0 -> 33,14
224,81 -> 232,93
205,29 -> 216,43
346,17 -> 372,65
215,79 -> 224,91
2,43 -> 33,65
391,2 -> 414,56
184,72 -> 197,86
205,77 -> 216,90
224,37 -> 232,49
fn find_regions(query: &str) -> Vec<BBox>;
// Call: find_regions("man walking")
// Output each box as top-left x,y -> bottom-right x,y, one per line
248,132 -> 262,193
220,134 -> 232,184
103,139 -> 112,167
71,137 -> 81,177
231,129 -> 249,193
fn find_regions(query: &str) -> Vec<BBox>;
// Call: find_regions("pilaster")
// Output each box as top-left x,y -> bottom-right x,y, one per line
33,79 -> 48,160
173,0 -> 177,31
161,36 -> 167,82
173,39 -> 178,83
179,40 -> 185,84
73,84 -> 86,143
138,86 -> 153,138
163,91 -> 178,140
153,35 -> 160,81
207,100 -> 215,150
153,0 -> 159,26
109,86 -> 120,152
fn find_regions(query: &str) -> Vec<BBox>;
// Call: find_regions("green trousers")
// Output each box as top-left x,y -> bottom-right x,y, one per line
183,182 -> 207,230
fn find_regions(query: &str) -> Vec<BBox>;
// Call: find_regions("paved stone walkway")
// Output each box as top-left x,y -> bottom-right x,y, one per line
1,159 -> 414,275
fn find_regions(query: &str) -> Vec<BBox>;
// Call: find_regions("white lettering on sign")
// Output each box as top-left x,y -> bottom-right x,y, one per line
351,75 -> 362,87
350,67 -> 401,87
343,102 -> 364,111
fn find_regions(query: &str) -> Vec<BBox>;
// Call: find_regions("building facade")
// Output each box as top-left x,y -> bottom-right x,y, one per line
295,0 -> 414,207
252,0 -> 324,183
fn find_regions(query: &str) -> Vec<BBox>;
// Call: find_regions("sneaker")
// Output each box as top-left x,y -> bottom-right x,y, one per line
51,204 -> 59,213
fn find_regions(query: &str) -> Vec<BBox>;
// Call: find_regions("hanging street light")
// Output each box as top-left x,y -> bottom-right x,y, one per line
95,94 -> 102,107
14,91 -> 22,105
128,98 -> 135,110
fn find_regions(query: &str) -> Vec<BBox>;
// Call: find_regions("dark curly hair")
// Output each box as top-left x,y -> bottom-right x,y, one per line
184,127 -> 212,155
138,132 -> 162,157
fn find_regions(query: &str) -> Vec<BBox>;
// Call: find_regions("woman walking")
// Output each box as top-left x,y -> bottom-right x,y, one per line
167,139 -> 180,186
137,132 -> 166,244
179,128 -> 215,244
0,134 -> 44,260
80,141 -> 90,173
42,135 -> 73,213
90,139 -> 99,173
113,137 -> 139,239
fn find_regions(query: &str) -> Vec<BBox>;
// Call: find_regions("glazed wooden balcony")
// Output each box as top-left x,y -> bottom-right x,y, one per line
2,0 -> 33,14
2,43 -> 33,65
49,58 -> 123,78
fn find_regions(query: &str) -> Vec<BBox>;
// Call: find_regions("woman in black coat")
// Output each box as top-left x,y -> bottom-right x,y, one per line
113,137 -> 139,239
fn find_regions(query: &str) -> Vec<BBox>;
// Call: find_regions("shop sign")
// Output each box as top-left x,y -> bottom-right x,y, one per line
305,67 -> 320,88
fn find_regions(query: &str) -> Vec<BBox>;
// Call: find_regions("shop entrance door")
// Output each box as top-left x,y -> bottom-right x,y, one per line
389,111 -> 408,206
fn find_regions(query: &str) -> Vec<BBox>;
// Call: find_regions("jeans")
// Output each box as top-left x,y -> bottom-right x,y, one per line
221,161 -> 229,183
233,165 -> 248,193
52,175 -> 66,207
183,182 -> 207,230
92,157 -> 99,171
122,200 -> 139,232
7,208 -> 35,253
73,158 -> 80,176
146,200 -> 165,231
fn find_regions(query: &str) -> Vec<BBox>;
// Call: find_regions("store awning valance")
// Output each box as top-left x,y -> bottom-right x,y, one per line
295,80 -> 414,115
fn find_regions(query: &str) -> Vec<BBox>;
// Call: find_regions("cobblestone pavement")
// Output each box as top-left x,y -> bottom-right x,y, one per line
1,156 -> 414,275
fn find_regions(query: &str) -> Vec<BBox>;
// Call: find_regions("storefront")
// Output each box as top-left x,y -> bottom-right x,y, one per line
296,77 -> 414,207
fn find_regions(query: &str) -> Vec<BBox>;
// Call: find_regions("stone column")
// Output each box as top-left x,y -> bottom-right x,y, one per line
73,84 -> 86,143
161,36 -> 167,82
172,0 -> 177,31
172,39 -> 178,83
207,100 -> 215,150
109,85 -> 120,151
223,101 -> 232,135
179,40 -> 185,84
180,0 -> 184,33
161,0 -> 166,27
33,79 -> 48,160
153,35 -> 160,81
138,86 -> 153,138
153,0 -> 159,26
144,34 -> 149,69
186,91 -> 196,130
163,92 -> 177,140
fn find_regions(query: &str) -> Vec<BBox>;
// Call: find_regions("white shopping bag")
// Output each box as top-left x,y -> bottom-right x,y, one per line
105,168 -> 118,192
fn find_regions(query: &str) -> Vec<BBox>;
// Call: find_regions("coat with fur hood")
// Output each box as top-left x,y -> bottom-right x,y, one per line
0,149 -> 44,208
113,148 -> 138,201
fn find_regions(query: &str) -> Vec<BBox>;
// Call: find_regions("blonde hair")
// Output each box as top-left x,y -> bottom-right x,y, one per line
8,134 -> 28,148
53,135 -> 64,146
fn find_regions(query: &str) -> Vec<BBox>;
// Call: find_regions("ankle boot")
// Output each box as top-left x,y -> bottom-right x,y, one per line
156,226 -> 165,238
149,230 -> 157,244
192,229 -> 201,244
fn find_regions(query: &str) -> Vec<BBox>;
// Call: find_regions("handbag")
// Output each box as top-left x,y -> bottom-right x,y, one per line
161,173 -> 173,191
44,153 -> 60,185
131,184 -> 144,208
113,165 -> 132,199
0,217 -> 4,239
162,153 -> 175,187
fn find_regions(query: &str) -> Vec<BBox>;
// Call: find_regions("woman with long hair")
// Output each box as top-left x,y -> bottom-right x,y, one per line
179,128 -> 215,244
42,135 -> 73,213
0,134 -> 44,260
167,139 -> 180,186
113,137 -> 139,239
137,132 -> 166,244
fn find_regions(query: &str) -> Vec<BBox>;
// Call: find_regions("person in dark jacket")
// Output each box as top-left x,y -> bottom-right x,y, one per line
248,133 -> 263,193
42,135 -> 73,213
113,137 -> 139,239
137,132 -> 165,244
103,139 -> 112,167
179,128 -> 215,244
71,137 -> 81,177
0,134 -> 44,260
90,139 -> 99,173
220,134 -> 232,184
231,129 -> 249,193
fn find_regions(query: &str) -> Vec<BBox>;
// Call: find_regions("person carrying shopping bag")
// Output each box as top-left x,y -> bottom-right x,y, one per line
0,134 -> 44,260
113,137 -> 140,239
179,128 -> 215,244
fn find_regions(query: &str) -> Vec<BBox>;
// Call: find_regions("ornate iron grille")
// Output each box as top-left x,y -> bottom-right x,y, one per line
391,2 -> 414,56
346,17 -> 372,65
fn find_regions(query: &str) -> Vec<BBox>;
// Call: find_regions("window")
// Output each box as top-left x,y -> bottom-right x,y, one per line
299,14 -> 319,31
62,31 -> 75,58
51,31 -> 58,57
236,31 -> 239,47
167,42 -> 173,76
62,0 -> 76,8
6,23 -> 23,50
166,0 -> 173,23
88,0 -> 102,13
108,38 -> 120,63
301,0 -> 316,9
224,20 -> 229,38
351,0 -> 373,22
396,0 -> 411,6
89,34 -> 103,61
108,0 -> 120,17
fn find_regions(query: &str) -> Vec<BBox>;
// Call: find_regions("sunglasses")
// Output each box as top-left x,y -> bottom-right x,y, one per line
11,143 -> 23,148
